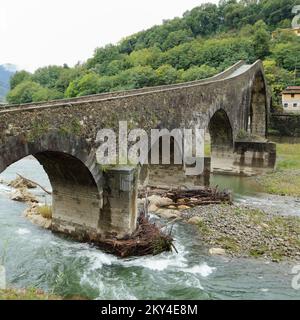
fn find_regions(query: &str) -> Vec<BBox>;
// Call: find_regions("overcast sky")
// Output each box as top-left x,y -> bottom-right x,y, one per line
0,0 -> 219,72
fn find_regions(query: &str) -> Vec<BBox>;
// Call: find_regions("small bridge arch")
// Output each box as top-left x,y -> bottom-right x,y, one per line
208,108 -> 234,155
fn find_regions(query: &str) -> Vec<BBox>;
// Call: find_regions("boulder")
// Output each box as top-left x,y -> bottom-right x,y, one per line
24,203 -> 51,229
178,205 -> 190,210
28,215 -> 52,229
148,204 -> 159,212
8,176 -> 36,189
188,216 -> 203,225
10,188 -> 38,203
209,248 -> 226,256
148,195 -> 173,207
156,209 -> 179,219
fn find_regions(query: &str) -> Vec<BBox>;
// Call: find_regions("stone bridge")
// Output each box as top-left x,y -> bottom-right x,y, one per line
0,60 -> 276,242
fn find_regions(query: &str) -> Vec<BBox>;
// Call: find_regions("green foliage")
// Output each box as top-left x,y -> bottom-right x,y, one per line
181,65 -> 217,82
155,64 -> 179,85
32,65 -> 65,88
271,42 -> 300,71
127,47 -> 161,68
7,81 -> 43,104
252,20 -> 271,59
65,73 -> 101,97
10,70 -> 32,90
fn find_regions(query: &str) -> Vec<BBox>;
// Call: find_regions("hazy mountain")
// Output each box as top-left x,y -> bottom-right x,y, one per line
0,64 -> 17,103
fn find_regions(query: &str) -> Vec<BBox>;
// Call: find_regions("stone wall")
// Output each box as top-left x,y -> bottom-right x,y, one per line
270,113 -> 300,137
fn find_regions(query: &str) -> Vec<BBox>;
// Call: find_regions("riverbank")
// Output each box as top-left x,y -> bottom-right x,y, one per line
145,192 -> 300,262
0,288 -> 61,300
180,204 -> 300,262
256,143 -> 300,197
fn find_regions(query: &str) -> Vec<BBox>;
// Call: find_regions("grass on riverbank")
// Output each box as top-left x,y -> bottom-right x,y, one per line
256,143 -> 300,197
184,204 -> 300,262
38,205 -> 52,219
0,288 -> 61,300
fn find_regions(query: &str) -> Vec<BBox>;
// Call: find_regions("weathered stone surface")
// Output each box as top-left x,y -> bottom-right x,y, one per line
24,204 -> 52,229
8,176 -> 36,189
10,188 -> 38,203
188,216 -> 203,225
148,195 -> 173,207
209,248 -> 226,256
156,209 -> 179,219
178,205 -> 191,210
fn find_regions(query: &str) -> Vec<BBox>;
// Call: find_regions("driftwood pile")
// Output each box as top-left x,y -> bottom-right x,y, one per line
139,185 -> 232,208
97,211 -> 175,258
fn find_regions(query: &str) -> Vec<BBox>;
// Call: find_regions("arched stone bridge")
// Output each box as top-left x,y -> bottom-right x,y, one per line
0,60 -> 276,242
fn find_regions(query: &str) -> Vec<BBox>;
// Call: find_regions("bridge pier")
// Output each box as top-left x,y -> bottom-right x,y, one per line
233,141 -> 277,170
102,166 -> 139,239
35,152 -> 139,242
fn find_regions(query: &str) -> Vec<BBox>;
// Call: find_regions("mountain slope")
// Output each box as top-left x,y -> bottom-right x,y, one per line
0,64 -> 17,102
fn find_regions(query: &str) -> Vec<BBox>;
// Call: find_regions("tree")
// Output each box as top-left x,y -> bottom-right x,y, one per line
127,47 -> 162,68
272,42 -> 300,71
252,20 -> 271,59
162,30 -> 193,51
184,3 -> 220,36
7,81 -> 43,104
155,65 -> 179,85
181,65 -> 217,82
32,65 -> 64,89
32,87 -> 63,102
86,44 -> 121,69
55,66 -> 86,93
65,73 -> 101,97
10,71 -> 32,90
263,59 -> 294,107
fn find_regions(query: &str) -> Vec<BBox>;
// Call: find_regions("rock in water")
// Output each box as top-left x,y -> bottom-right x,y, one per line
10,188 -> 38,203
8,176 -> 37,189
24,203 -> 52,229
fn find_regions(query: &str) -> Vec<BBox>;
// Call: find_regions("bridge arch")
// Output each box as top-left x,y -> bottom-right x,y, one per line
248,71 -> 268,137
0,132 -> 107,238
208,108 -> 233,155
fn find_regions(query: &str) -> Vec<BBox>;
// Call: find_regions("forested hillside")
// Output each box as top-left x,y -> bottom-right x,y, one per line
6,0 -> 300,109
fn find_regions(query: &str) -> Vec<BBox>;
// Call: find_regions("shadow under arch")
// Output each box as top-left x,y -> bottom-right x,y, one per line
248,71 -> 268,137
208,108 -> 233,156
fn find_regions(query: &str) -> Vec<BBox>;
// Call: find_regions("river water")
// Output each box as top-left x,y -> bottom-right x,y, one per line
0,157 -> 299,300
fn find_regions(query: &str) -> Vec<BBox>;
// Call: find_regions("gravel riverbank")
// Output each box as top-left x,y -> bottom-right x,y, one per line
180,204 -> 300,262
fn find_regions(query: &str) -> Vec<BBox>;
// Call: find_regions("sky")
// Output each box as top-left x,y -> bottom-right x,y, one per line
0,0 -> 219,72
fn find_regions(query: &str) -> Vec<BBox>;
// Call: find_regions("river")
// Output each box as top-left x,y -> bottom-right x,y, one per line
0,157 -> 299,300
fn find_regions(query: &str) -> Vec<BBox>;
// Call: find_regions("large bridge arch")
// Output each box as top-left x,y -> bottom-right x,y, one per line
0,132 -> 122,240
